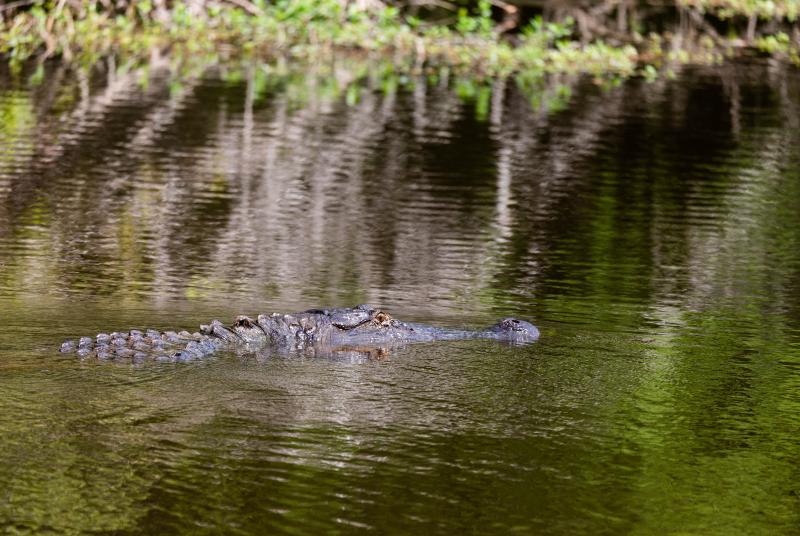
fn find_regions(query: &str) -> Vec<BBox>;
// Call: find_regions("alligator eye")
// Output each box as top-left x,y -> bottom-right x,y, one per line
503,318 -> 524,331
374,312 -> 392,326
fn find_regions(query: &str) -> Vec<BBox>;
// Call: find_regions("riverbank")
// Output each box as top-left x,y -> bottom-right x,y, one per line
1,0 -> 797,82
0,1 -> 635,79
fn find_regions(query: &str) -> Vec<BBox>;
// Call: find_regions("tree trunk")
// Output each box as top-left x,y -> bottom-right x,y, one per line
746,13 -> 757,43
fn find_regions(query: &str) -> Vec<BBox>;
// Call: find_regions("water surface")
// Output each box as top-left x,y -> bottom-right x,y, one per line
1,59 -> 799,534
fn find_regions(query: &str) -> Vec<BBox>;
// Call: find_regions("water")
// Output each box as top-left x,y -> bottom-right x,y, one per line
1,59 -> 799,534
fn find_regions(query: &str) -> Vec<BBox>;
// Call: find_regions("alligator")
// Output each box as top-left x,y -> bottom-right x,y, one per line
59,304 -> 539,361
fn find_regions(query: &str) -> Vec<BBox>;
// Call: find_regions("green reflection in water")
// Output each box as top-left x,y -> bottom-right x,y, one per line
1,60 -> 800,534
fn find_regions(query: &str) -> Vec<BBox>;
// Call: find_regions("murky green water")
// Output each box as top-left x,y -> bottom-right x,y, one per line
1,59 -> 799,534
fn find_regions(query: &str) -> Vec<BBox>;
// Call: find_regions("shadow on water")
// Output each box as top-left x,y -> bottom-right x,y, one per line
1,58 -> 800,534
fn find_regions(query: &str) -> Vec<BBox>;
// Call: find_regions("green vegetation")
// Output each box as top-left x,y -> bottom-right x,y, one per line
680,0 -> 800,58
680,0 -> 799,20
0,1 -> 798,80
0,0 -> 641,80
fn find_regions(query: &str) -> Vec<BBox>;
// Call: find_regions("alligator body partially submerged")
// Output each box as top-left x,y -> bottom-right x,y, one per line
59,304 -> 539,361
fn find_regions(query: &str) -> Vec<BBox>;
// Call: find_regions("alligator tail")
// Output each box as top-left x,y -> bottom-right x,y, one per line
59,326 -> 227,362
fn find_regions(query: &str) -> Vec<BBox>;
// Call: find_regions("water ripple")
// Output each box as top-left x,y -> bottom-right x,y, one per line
1,61 -> 800,534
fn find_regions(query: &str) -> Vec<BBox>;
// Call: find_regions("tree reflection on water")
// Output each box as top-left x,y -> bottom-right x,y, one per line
0,57 -> 799,535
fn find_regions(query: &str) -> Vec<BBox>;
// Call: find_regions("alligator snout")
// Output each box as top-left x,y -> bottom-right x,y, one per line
492,318 -> 540,340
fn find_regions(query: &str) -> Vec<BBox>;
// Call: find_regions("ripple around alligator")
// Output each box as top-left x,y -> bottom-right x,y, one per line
1,60 -> 800,534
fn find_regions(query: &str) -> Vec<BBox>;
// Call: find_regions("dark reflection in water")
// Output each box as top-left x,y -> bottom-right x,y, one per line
1,59 -> 800,534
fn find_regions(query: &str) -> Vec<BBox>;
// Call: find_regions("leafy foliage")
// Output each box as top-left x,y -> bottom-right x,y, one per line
0,0 -> 797,79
